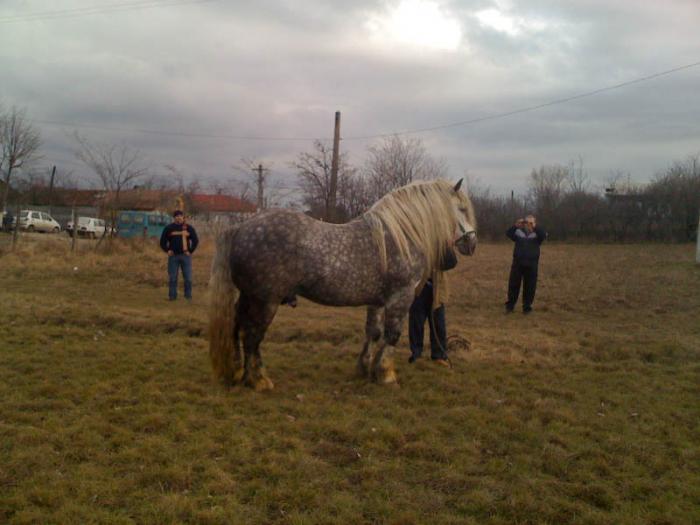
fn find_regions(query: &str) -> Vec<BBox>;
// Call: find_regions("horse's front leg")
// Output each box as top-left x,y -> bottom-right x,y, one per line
357,306 -> 383,378
371,287 -> 415,385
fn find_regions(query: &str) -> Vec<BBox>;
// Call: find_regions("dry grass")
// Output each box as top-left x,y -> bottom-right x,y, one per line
0,232 -> 699,524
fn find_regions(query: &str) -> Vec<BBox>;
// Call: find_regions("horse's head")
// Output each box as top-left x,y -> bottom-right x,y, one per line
451,179 -> 477,256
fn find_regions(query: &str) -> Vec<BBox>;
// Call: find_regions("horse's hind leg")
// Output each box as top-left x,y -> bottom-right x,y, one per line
357,306 -> 383,378
238,294 -> 279,391
371,288 -> 414,385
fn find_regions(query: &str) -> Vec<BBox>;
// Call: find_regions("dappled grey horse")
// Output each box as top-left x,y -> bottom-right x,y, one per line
209,179 -> 477,390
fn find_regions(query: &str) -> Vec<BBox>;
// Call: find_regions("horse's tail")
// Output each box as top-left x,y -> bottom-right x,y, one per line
209,226 -> 241,385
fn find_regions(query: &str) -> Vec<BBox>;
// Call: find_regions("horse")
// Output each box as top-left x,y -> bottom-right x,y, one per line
209,178 -> 477,391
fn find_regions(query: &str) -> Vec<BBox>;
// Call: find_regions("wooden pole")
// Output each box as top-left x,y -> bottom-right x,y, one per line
329,111 -> 341,223
256,164 -> 264,211
71,207 -> 76,252
11,200 -> 20,249
47,165 -> 56,216
696,212 -> 700,264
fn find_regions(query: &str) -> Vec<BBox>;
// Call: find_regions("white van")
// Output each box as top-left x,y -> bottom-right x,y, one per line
66,216 -> 109,238
18,210 -> 61,233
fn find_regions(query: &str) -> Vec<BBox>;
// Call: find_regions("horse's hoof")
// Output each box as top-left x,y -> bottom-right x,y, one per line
381,373 -> 398,386
372,368 -> 398,385
245,375 -> 275,392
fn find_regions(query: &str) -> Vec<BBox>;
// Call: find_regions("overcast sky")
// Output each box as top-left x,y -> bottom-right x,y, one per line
1,0 -> 699,196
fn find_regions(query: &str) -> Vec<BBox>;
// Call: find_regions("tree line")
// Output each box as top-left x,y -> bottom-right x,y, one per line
469,157 -> 700,242
2,104 -> 698,242
292,143 -> 699,243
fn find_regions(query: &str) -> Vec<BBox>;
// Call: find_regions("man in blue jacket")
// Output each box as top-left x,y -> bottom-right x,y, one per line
505,215 -> 546,314
160,210 -> 199,301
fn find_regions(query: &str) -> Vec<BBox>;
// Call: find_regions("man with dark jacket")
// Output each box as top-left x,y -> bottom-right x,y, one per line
505,215 -> 546,314
160,210 -> 199,301
408,247 -> 458,366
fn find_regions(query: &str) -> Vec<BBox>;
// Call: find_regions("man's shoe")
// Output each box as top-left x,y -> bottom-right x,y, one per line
408,355 -> 417,364
432,358 -> 450,368
523,307 -> 533,314
505,304 -> 514,314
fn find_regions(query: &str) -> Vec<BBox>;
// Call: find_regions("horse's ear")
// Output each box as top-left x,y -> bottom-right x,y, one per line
453,178 -> 463,192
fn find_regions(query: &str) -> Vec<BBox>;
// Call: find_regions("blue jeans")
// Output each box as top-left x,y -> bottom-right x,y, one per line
168,254 -> 192,300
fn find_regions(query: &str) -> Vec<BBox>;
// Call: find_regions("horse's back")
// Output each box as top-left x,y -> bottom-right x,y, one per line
225,209 -> 388,305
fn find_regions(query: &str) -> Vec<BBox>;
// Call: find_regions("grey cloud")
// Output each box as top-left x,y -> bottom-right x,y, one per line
1,0 -> 698,195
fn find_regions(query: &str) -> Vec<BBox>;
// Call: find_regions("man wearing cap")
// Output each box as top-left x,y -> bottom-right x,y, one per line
160,210 -> 199,301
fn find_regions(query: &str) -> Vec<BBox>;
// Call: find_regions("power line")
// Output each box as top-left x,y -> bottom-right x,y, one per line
30,60 -> 700,142
0,0 -> 214,24
32,119 -> 319,141
343,60 -> 700,140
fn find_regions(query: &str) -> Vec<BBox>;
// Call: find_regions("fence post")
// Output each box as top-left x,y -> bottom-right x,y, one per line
11,201 -> 20,249
696,212 -> 700,264
71,207 -> 77,252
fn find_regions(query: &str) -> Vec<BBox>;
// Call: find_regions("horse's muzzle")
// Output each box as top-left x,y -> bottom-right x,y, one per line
456,232 -> 477,256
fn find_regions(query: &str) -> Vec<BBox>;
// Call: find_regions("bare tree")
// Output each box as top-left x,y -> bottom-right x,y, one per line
337,171 -> 374,219
647,153 -> 700,241
364,135 -> 447,201
567,155 -> 590,193
529,164 -> 567,208
291,140 -> 357,221
0,106 -> 42,211
73,132 -> 148,242
163,164 -> 186,193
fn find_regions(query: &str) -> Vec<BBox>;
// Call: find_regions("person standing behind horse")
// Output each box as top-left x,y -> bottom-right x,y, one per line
505,214 -> 546,314
160,210 -> 199,301
408,248 -> 458,366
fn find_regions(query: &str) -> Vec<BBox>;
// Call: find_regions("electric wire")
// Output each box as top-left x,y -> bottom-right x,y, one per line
0,0 -> 214,24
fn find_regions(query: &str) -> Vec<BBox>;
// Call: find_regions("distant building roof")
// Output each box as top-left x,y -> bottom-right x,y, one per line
52,189 -> 105,207
191,193 -> 256,213
116,189 -> 178,210
27,187 -> 256,214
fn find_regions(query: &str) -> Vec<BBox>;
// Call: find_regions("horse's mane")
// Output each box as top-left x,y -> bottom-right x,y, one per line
363,179 -> 476,274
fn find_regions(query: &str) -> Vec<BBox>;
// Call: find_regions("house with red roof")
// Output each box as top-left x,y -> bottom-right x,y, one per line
97,188 -> 257,221
190,193 -> 257,222
8,183 -> 258,226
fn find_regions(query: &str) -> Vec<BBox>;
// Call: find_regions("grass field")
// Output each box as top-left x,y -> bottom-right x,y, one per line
1,233 -> 699,524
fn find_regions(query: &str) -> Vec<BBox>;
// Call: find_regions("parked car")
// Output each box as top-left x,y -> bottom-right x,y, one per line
17,210 -> 61,233
66,216 -> 111,238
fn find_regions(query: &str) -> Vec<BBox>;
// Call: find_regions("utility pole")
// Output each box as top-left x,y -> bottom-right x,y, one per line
47,165 -> 56,216
255,164 -> 266,211
328,111 -> 341,223
696,211 -> 700,264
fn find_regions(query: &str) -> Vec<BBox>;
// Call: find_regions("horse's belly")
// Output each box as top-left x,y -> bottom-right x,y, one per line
298,283 -> 381,308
